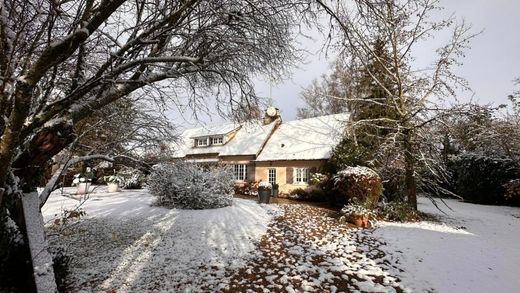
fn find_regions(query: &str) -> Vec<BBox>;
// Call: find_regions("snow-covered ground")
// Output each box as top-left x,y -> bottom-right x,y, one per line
42,188 -> 279,291
42,189 -> 520,292
373,196 -> 520,293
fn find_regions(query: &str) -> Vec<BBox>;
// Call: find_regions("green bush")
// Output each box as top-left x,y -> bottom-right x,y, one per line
378,167 -> 406,202
450,154 -> 520,206
234,180 -> 258,196
333,166 -> 382,208
503,179 -> 520,206
324,137 -> 370,174
288,187 -> 326,202
377,201 -> 419,222
308,173 -> 337,204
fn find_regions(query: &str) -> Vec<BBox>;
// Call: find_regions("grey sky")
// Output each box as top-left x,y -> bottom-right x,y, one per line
172,0 -> 520,128
256,0 -> 520,122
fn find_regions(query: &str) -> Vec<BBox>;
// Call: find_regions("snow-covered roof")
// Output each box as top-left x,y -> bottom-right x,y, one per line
185,158 -> 220,163
187,124 -> 239,138
255,113 -> 349,161
219,121 -> 278,157
172,120 -> 279,158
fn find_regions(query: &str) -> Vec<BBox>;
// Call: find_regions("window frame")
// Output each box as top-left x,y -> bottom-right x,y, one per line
294,168 -> 309,184
195,137 -> 208,147
211,136 -> 224,145
233,164 -> 247,181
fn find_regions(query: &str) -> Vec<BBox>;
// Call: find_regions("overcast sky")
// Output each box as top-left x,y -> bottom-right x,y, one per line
173,0 -> 520,128
255,0 -> 520,122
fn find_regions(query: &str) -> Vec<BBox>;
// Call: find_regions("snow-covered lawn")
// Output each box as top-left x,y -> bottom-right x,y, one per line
43,188 -> 279,291
42,189 -> 520,293
373,197 -> 520,293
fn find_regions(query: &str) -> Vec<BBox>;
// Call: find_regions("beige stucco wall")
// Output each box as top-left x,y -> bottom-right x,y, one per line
255,160 -> 326,194
180,155 -> 327,193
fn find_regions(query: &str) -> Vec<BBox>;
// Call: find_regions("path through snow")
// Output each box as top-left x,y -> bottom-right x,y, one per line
224,204 -> 405,293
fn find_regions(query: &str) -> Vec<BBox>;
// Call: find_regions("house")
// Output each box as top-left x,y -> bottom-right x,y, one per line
172,110 -> 281,182
254,113 -> 348,193
172,109 -> 348,194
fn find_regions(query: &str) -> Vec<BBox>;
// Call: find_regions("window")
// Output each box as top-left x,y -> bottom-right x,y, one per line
233,164 -> 247,181
268,168 -> 276,185
195,137 -> 208,147
295,168 -> 309,184
211,136 -> 224,145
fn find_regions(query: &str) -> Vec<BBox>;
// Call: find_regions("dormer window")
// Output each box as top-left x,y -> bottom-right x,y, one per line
195,138 -> 208,147
211,136 -> 224,145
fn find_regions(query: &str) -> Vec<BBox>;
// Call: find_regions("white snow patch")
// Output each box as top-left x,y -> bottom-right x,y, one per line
42,188 -> 278,291
373,196 -> 520,293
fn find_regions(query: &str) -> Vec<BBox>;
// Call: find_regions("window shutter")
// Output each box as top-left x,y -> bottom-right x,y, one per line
246,163 -> 253,181
286,167 -> 293,184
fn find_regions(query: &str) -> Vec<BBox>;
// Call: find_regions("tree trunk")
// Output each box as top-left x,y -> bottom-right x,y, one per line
404,128 -> 417,210
1,122 -> 74,291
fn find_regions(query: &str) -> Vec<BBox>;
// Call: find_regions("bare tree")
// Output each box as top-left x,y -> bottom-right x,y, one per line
73,96 -> 176,157
296,59 -> 355,118
317,0 -> 478,209
0,0 -> 312,289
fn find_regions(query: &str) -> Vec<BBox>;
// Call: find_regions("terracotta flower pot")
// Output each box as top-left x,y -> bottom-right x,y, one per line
350,213 -> 369,228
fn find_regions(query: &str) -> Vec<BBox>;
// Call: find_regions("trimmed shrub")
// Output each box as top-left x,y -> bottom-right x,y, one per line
148,162 -> 233,209
450,154 -> 520,206
334,166 -> 382,208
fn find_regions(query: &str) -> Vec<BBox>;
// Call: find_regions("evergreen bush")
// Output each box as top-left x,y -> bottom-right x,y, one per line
148,162 -> 234,209
450,154 -> 520,206
334,166 -> 382,208
324,137 -> 370,174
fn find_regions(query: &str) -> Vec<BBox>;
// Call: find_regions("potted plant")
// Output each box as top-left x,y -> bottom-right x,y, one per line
271,183 -> 279,197
258,181 -> 272,204
103,175 -> 123,192
72,173 -> 92,195
339,199 -> 375,228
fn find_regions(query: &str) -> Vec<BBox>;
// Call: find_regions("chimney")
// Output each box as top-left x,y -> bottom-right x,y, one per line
263,106 -> 280,125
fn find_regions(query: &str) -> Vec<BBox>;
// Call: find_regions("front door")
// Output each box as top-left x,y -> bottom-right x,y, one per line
268,168 -> 276,185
